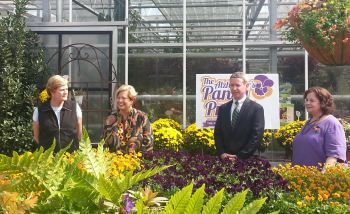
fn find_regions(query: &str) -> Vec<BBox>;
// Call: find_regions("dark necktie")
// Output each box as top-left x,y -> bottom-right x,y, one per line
231,101 -> 239,128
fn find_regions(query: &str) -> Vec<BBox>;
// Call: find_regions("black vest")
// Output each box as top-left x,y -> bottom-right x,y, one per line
38,100 -> 79,153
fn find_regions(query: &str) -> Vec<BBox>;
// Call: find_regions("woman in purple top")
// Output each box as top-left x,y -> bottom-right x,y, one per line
292,87 -> 347,167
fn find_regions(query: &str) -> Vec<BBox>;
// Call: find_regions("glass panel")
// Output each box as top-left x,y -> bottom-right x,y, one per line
309,62 -> 350,120
187,0 -> 242,43
246,47 -> 270,73
61,34 -> 110,88
128,47 -> 183,124
129,0 -> 183,43
26,0 -> 121,22
60,34 -> 111,142
38,34 -> 59,75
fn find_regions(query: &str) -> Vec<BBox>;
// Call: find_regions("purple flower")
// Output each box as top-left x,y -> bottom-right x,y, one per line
123,194 -> 134,213
141,151 -> 289,198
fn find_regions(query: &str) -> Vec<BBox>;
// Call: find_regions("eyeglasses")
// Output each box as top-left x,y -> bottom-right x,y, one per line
116,96 -> 130,101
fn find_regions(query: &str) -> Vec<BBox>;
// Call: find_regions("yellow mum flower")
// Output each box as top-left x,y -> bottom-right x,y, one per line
39,89 -> 50,103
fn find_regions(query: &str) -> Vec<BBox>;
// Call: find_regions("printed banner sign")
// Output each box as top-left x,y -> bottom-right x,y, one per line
196,74 -> 280,129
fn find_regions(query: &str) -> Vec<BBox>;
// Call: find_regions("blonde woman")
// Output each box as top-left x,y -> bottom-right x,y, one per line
103,84 -> 153,153
32,75 -> 82,153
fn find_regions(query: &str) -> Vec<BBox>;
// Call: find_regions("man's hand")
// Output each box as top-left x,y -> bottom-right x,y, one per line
220,153 -> 237,161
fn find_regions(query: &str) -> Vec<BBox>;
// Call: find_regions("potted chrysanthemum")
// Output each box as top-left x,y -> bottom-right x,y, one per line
274,0 -> 350,65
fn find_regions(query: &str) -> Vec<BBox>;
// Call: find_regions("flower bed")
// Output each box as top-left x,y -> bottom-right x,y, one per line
272,164 -> 350,213
140,150 -> 288,198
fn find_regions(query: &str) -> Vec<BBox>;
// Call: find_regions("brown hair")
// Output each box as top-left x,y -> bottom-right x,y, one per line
304,86 -> 335,115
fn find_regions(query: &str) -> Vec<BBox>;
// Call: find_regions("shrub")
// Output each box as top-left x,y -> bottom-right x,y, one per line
183,123 -> 216,155
152,118 -> 184,151
0,0 -> 48,155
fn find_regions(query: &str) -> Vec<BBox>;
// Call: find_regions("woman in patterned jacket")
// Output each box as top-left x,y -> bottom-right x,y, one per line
103,84 -> 153,153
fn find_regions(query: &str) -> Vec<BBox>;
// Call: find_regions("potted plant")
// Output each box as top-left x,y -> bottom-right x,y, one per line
274,0 -> 350,65
73,88 -> 86,105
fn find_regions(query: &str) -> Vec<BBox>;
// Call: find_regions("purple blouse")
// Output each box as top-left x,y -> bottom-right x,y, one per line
292,115 -> 346,166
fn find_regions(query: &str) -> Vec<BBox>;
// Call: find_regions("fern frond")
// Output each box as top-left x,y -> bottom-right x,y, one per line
184,184 -> 205,214
202,188 -> 224,214
239,197 -> 267,214
129,165 -> 170,186
61,186 -> 101,209
70,166 -> 98,190
99,166 -> 169,206
78,128 -> 110,178
97,175 -> 120,203
0,144 -> 67,195
10,173 -> 45,193
221,189 -> 248,214
163,182 -> 193,214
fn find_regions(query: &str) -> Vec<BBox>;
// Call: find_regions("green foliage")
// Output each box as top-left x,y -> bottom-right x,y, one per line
221,189 -> 248,214
202,188 -> 224,214
184,185 -> 205,214
164,182 -> 193,214
0,0 -> 48,155
0,129 -> 168,212
163,183 -> 270,214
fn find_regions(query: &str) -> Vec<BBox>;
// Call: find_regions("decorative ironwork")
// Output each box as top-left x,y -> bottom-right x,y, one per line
46,42 -> 119,144
46,43 -> 118,81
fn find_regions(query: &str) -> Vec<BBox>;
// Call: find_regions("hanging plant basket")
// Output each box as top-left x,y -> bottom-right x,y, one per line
302,31 -> 350,66
274,0 -> 350,66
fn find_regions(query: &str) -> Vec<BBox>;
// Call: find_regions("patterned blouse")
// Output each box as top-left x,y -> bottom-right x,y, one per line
103,108 -> 153,153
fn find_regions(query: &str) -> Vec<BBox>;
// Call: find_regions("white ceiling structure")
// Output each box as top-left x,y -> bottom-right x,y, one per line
0,0 -> 299,43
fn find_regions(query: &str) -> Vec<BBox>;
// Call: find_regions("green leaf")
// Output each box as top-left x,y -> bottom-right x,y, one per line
221,189 -> 248,214
61,186 -> 100,209
202,188 -> 224,214
164,182 -> 194,214
239,197 -> 267,214
135,198 -> 145,214
184,184 -> 205,214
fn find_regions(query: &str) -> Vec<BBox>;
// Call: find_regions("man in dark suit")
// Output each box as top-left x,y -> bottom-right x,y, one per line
214,72 -> 264,160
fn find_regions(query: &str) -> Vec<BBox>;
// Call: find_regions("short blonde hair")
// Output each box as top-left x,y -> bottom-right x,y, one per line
46,75 -> 68,96
230,72 -> 248,84
113,84 -> 138,101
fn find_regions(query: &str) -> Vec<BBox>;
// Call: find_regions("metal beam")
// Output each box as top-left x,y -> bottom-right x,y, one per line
245,0 -> 265,39
72,0 -> 101,18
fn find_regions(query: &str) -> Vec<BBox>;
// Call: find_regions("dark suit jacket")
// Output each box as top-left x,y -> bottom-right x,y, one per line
214,98 -> 265,159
